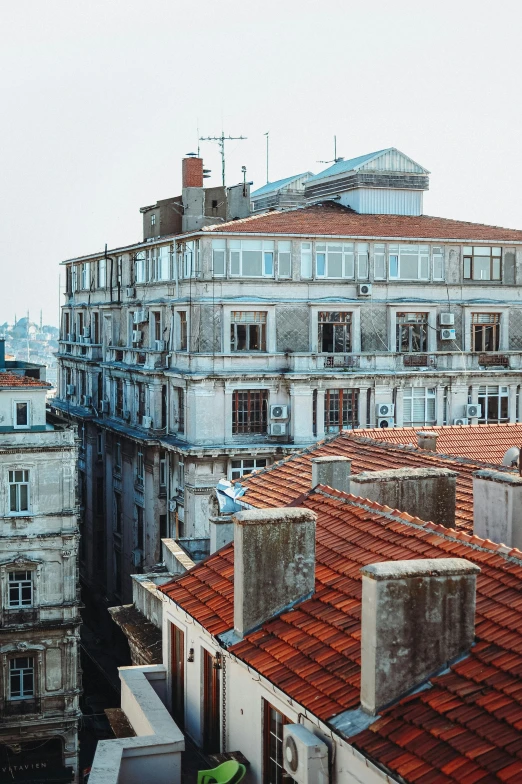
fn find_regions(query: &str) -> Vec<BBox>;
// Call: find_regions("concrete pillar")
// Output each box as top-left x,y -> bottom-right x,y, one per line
360,558 -> 479,715
436,385 -> 445,425
350,467 -> 457,528
311,456 -> 351,493
315,389 -> 325,440
395,387 -> 404,427
509,384 -> 517,423
358,387 -> 368,428
368,387 -> 376,426
233,508 -> 316,638
416,430 -> 438,452
473,470 -> 522,549
290,387 -> 314,444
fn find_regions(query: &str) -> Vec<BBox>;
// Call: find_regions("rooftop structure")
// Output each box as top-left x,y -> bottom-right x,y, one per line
250,172 -> 314,213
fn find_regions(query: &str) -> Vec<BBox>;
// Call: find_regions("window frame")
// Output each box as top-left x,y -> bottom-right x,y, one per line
9,656 -> 35,701
229,239 -> 275,278
396,312 -> 429,353
471,313 -> 501,352
324,389 -> 359,433
8,570 -> 34,608
229,457 -> 268,481
13,401 -> 30,429
463,246 -> 502,282
232,390 -> 269,436
403,386 -> 437,427
318,311 -> 352,354
478,385 -> 509,424
230,311 -> 267,352
8,469 -> 30,515
136,451 -> 145,484
388,244 -> 430,281
262,699 -> 295,784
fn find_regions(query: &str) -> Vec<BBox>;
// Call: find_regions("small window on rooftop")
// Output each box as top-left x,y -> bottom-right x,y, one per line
14,402 -> 29,428
211,199 -> 218,209
151,214 -> 156,227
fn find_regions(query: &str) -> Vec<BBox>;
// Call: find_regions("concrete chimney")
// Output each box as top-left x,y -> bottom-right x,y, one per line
233,508 -> 316,638
416,430 -> 438,452
182,157 -> 204,188
311,456 -> 351,493
360,558 -> 479,715
473,470 -> 522,549
350,467 -> 457,528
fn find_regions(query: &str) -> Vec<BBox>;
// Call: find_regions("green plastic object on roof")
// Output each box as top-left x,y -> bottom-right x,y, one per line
197,760 -> 247,784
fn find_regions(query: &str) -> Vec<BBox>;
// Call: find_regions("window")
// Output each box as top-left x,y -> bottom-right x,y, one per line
9,470 -> 30,514
151,213 -> 156,227
114,492 -> 122,533
114,442 -> 122,473
212,239 -> 226,276
8,571 -> 33,608
153,312 -> 162,342
318,312 -> 352,353
117,256 -> 123,287
232,390 -> 268,435
374,244 -> 386,279
316,242 -> 355,279
472,313 -> 500,352
182,241 -> 199,278
202,649 -> 220,753
357,243 -> 369,279
136,505 -> 144,551
135,251 -> 146,283
81,262 -> 90,290
98,258 -> 106,288
324,389 -> 359,433
158,246 -> 170,280
403,387 -> 436,427
137,451 -> 144,484
178,460 -> 185,492
115,378 -> 124,418
230,239 -> 274,277
71,265 -> 78,292
230,457 -> 267,480
478,385 -> 509,423
230,312 -> 267,351
160,453 -> 167,488
97,432 -> 103,455
389,245 -> 429,280
278,241 -> 292,278
178,312 -> 187,351
170,624 -> 185,730
301,242 -> 312,279
263,701 -> 295,784
137,382 -> 146,420
396,313 -> 428,353
9,657 -> 34,700
176,388 -> 185,433
14,401 -> 29,428
432,247 -> 444,280
463,246 -> 502,281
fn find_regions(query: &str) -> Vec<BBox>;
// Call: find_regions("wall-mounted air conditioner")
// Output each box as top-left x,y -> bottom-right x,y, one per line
439,313 -> 455,326
66,384 -> 75,396
377,417 -> 394,428
126,286 -> 136,298
453,417 -> 468,425
467,404 -> 482,418
100,400 -> 110,413
131,549 -> 143,568
155,340 -> 166,351
82,395 -> 92,407
133,310 -> 148,325
283,724 -> 329,784
270,404 -> 288,419
376,402 -> 394,417
168,500 -> 177,513
142,415 -> 153,429
358,283 -> 372,297
440,328 -> 456,340
269,422 -> 288,436
132,330 -> 142,344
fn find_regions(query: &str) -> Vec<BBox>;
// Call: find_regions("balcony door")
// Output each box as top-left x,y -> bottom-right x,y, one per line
170,623 -> 185,729
203,649 -> 220,753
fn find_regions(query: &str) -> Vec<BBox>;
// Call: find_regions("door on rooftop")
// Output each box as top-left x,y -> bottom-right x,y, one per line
202,648 -> 220,753
170,623 -> 185,729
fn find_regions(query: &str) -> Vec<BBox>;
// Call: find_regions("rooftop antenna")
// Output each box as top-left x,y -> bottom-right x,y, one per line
317,135 -> 343,164
241,165 -> 247,197
264,131 -> 269,183
199,131 -> 247,186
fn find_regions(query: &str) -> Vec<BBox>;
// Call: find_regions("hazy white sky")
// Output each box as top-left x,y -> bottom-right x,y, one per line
1,0 -> 521,326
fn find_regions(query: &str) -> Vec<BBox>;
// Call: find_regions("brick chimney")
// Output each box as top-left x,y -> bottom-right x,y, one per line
416,430 -> 438,452
349,467 -> 457,528
182,157 -> 203,188
233,508 -> 316,638
473,470 -> 522,549
360,558 -> 479,715
311,456 -> 351,493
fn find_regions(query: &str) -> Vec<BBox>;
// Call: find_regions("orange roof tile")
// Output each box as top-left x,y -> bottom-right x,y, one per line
205,202 -> 522,242
239,431 -> 517,532
0,373 -> 49,388
161,488 -> 522,783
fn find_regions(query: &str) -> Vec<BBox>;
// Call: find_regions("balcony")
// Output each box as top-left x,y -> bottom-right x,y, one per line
1,698 -> 41,719
105,346 -> 168,370
58,339 -> 103,362
2,608 -> 38,626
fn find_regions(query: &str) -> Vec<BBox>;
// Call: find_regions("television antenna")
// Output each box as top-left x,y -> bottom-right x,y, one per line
317,135 -> 343,165
199,131 -> 247,186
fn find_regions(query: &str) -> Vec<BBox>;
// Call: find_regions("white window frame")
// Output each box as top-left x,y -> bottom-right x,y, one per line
277,241 -> 292,279
158,245 -> 171,281
229,457 -> 268,481
462,307 -> 508,352
478,385 -> 509,424
135,251 -> 146,284
13,401 -> 30,429
315,242 -> 356,280
212,239 -> 227,277
8,469 -> 30,515
388,305 -> 438,353
388,244 -> 430,281
71,265 -> 78,292
181,241 -> 199,279
311,307 -> 361,353
9,656 -> 35,701
229,239 -> 275,278
98,258 -> 106,288
403,386 -> 436,427
301,242 -> 312,279
8,570 -> 33,608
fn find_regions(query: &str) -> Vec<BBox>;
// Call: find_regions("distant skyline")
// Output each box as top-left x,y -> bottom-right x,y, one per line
1,0 -> 522,326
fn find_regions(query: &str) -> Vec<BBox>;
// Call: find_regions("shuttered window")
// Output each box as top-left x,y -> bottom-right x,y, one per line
403,387 -> 436,427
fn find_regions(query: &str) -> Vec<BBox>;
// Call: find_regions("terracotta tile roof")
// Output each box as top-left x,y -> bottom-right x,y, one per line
239,431 -> 517,532
0,373 -> 49,388
161,488 -> 522,783
205,202 -> 522,242
355,424 -> 522,464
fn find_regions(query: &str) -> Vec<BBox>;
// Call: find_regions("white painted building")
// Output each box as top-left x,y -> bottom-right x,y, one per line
0,343 -> 80,783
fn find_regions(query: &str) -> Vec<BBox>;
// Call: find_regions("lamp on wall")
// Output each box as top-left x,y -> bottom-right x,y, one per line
212,651 -> 222,670
187,648 -> 194,663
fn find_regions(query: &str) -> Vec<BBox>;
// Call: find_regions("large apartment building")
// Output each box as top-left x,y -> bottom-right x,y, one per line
52,147 -> 522,609
0,340 -> 80,783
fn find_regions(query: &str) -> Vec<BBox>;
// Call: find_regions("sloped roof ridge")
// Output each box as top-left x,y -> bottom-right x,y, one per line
312,485 -> 522,567
201,201 -> 349,232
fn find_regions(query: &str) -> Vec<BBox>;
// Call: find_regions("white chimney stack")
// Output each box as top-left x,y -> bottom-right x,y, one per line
473,470 -> 522,549
311,456 -> 351,493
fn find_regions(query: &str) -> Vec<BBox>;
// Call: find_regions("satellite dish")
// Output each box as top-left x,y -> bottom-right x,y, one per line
502,447 -> 520,468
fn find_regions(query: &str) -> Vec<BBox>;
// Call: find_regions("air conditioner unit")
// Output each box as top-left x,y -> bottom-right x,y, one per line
66,384 -> 75,396
100,400 -> 110,413
270,404 -> 288,419
168,499 -> 177,513
378,417 -> 395,428
439,313 -> 455,326
441,328 -> 456,340
83,327 -> 91,338
66,333 -> 73,342
376,402 -> 395,417
453,417 -> 469,425
358,283 -> 372,297
126,286 -> 136,298
269,422 -> 288,436
131,549 -> 143,568
142,415 -> 153,429
283,724 -> 329,784
82,395 -> 92,407
123,409 -> 131,421
155,339 -> 166,351
467,404 -> 482,418
133,310 -> 148,325
132,330 -> 142,343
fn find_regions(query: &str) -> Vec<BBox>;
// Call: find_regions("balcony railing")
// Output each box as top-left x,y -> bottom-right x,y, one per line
1,698 -> 41,718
